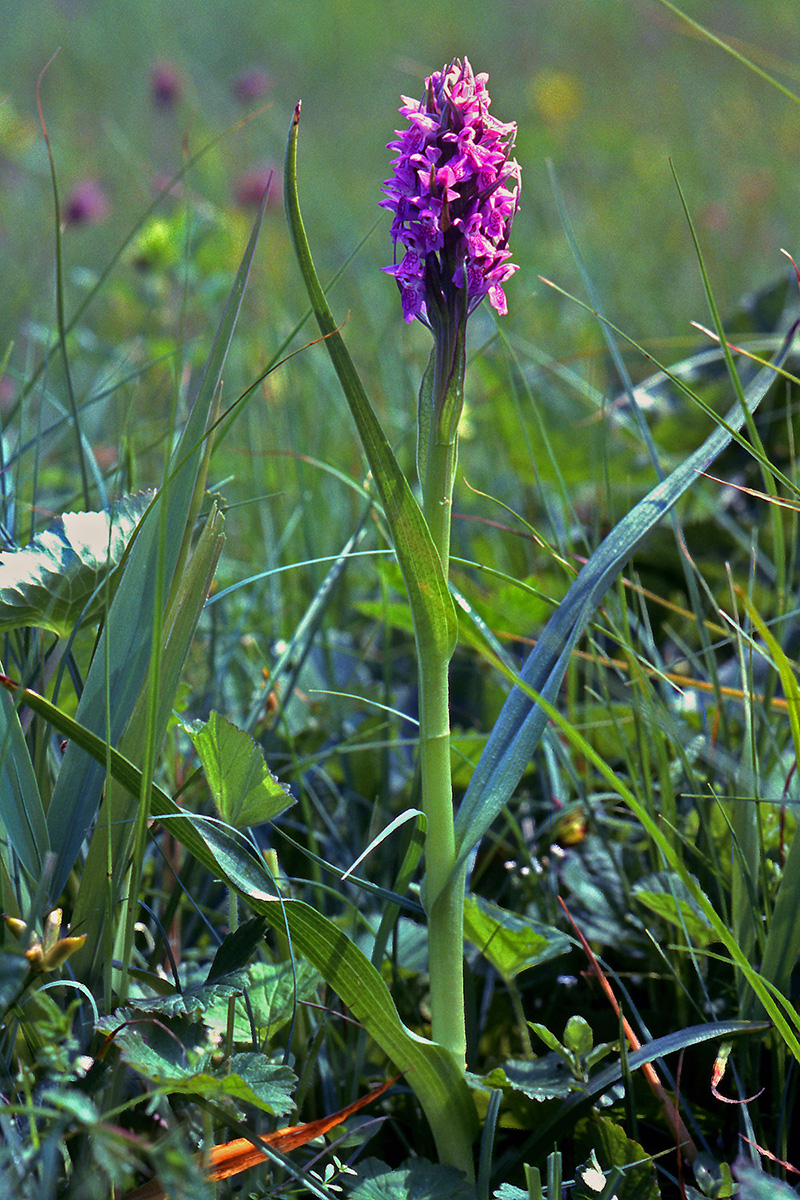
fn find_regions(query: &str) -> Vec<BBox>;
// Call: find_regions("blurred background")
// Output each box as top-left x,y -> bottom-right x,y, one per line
2,0 -> 798,338
0,0 -> 799,598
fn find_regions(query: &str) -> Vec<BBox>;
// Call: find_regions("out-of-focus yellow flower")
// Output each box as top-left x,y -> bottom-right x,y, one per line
528,70 -> 582,124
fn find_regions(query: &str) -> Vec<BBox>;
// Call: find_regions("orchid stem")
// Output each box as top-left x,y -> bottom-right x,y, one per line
418,326 -> 466,1069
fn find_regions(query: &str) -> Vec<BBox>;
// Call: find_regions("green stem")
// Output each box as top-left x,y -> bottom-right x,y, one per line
417,318 -> 466,1068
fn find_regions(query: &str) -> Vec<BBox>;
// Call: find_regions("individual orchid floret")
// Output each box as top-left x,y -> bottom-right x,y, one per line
381,58 -> 521,326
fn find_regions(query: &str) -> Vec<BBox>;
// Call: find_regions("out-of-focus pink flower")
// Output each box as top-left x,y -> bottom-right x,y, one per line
62,178 -> 111,225
232,66 -> 271,105
233,166 -> 279,209
381,58 -> 521,326
151,61 -> 182,108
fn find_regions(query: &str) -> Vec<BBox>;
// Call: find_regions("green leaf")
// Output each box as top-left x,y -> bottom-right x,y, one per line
206,915 -> 268,982
739,597 -> 800,1009
104,1017 -> 296,1114
575,1114 -> 659,1200
2,673 -> 477,1172
525,1020 -> 767,1158
564,1016 -> 594,1059
69,506 -> 225,983
632,872 -> 720,949
284,105 -> 456,667
120,971 -> 250,1022
0,492 -> 154,635
495,1056 -> 575,1102
463,894 -> 570,981
45,189 -> 267,904
350,1157 -> 477,1200
205,958 -> 321,1043
0,951 -> 29,1012
454,319 -> 798,874
732,1162 -> 798,1199
0,684 -> 48,892
183,711 -> 293,829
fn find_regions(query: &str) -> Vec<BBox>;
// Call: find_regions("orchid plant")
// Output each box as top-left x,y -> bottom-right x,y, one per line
281,56 -> 794,1179
379,58 -> 521,1070
2,50 -> 796,1195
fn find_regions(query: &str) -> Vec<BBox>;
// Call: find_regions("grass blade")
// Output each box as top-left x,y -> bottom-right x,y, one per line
43,199 -> 267,903
283,103 -> 456,665
454,320 -> 797,872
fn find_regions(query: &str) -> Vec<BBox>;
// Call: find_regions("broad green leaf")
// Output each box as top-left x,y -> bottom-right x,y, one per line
0,683 -> 48,893
732,1161 -> 799,1199
183,710 -> 293,829
632,872 -> 720,949
103,1017 -> 296,1114
454,320 -> 797,873
123,966 -> 251,1022
692,1154 -> 735,1200
284,105 -> 456,667
206,958 -> 321,1044
45,193 -> 267,904
463,894 -> 569,981
488,1056 -> 574,1102
564,1016 -> 593,1059
575,1114 -> 658,1200
350,1157 -> 477,1200
0,492 -> 154,635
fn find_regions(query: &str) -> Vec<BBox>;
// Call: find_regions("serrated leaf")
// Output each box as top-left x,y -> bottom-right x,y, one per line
122,970 -> 250,1021
463,894 -> 570,981
575,1114 -> 659,1200
183,710 -> 293,828
350,1156 -> 477,1200
632,872 -> 719,948
101,1018 -> 296,1115
0,492 -> 154,636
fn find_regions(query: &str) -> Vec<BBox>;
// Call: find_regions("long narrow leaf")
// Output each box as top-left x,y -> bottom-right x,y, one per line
284,104 -> 456,664
68,506 -> 226,983
0,685 -> 48,897
44,200 -> 267,903
738,596 -> 800,1010
454,321 -> 797,870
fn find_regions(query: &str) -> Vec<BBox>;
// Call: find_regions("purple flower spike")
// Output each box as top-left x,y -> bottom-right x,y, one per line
381,58 -> 521,326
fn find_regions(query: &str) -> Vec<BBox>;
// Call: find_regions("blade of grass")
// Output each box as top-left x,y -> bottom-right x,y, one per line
44,195 -> 268,904
453,320 -> 797,874
283,103 -> 456,668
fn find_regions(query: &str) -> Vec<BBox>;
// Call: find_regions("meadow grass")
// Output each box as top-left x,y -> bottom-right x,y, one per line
2,3 -> 800,1198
